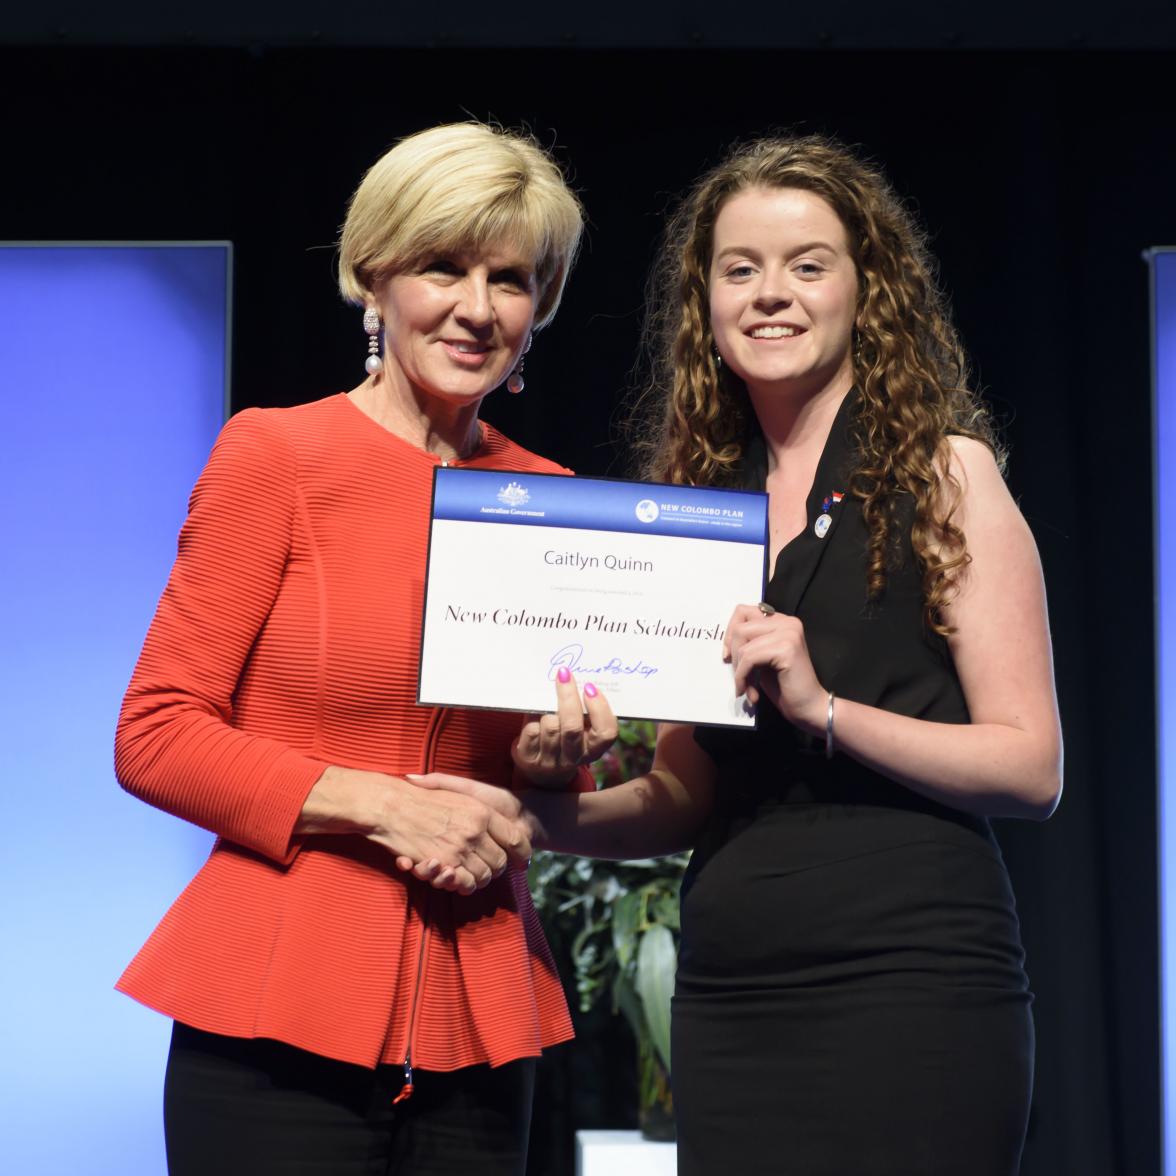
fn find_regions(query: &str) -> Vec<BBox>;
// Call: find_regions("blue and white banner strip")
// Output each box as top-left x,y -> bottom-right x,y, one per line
1152,247 -> 1176,1176
433,468 -> 767,544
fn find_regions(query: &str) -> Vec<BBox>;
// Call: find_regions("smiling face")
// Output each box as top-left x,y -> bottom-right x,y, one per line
708,186 -> 859,404
374,244 -> 538,410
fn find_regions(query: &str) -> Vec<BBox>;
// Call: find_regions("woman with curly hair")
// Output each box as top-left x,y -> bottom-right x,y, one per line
413,134 -> 1061,1173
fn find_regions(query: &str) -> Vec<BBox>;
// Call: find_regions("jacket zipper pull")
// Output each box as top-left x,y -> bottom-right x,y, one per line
392,1055 -> 414,1104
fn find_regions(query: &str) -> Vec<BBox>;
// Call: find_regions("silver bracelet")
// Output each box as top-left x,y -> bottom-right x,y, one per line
825,691 -> 836,760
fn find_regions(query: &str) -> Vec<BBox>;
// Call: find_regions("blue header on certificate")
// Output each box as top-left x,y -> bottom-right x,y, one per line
432,468 -> 767,544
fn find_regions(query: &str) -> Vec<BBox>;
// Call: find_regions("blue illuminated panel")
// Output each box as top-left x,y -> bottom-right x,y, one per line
1155,248 -> 1176,1176
0,244 -> 229,1174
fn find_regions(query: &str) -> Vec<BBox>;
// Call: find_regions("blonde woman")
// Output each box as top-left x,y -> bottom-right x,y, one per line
416,135 -> 1062,1174
115,123 -> 611,1175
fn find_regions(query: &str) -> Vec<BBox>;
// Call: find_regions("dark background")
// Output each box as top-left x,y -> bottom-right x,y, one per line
4,6 -> 1174,1173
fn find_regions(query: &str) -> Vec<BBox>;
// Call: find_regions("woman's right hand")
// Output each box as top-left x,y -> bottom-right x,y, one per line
297,766 -> 532,896
404,771 -> 543,892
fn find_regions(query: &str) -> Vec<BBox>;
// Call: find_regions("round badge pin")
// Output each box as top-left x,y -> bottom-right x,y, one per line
814,513 -> 833,539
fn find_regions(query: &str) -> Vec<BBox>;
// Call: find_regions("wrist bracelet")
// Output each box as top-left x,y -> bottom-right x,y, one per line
825,691 -> 836,760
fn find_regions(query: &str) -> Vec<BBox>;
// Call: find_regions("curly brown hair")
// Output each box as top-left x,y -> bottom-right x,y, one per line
633,134 -> 1003,633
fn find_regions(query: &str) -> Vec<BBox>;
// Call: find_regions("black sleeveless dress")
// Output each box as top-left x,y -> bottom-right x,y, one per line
675,392 -> 1033,1175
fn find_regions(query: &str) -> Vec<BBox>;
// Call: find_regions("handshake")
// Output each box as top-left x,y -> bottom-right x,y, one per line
300,670 -> 616,896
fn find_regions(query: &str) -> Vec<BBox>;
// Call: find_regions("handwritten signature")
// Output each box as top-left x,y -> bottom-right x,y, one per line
548,643 -> 659,680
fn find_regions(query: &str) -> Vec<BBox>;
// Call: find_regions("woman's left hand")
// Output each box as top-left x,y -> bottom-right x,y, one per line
512,670 -> 618,789
724,604 -> 826,735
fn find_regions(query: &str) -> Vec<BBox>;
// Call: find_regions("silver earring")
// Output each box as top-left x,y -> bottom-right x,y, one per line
714,348 -> 723,370
507,332 -> 533,395
363,306 -> 383,375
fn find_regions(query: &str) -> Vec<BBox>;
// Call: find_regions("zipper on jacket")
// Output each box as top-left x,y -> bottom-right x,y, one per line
392,706 -> 450,1104
391,1057 -> 414,1104
391,882 -> 431,1104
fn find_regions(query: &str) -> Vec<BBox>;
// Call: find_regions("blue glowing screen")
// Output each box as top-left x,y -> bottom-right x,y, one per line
1156,247 -> 1176,1176
0,245 -> 229,1174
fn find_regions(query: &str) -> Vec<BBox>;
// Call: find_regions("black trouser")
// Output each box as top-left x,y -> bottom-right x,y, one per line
164,1022 -> 535,1176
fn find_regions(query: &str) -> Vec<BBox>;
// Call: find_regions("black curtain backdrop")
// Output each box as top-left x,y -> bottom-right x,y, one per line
6,45 -> 1172,1176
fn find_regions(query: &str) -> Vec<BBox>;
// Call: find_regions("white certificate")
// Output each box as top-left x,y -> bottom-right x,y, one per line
418,469 -> 768,727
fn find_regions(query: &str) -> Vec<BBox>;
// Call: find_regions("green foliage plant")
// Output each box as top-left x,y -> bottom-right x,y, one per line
528,719 -> 689,1137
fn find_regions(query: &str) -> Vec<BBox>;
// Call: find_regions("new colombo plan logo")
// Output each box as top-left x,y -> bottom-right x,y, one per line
497,481 -> 530,507
635,499 -> 660,523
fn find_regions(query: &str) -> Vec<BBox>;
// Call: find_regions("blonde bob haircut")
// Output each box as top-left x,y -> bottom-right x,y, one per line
338,122 -> 584,329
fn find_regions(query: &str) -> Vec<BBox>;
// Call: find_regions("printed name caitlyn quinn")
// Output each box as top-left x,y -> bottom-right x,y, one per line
543,551 -> 654,572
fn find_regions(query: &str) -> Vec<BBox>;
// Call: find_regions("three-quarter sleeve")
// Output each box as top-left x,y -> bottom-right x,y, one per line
114,408 -> 328,864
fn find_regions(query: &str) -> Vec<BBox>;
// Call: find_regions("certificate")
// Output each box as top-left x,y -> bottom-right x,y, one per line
418,468 -> 768,727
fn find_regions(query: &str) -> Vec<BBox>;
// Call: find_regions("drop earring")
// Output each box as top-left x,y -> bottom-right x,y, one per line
363,306 -> 383,375
714,348 -> 723,370
507,332 -> 533,395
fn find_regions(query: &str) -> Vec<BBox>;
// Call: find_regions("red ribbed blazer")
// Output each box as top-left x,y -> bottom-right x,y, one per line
115,394 -> 575,1070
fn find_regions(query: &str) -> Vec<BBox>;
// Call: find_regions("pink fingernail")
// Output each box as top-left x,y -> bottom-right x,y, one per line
584,682 -> 598,698
557,666 -> 571,683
